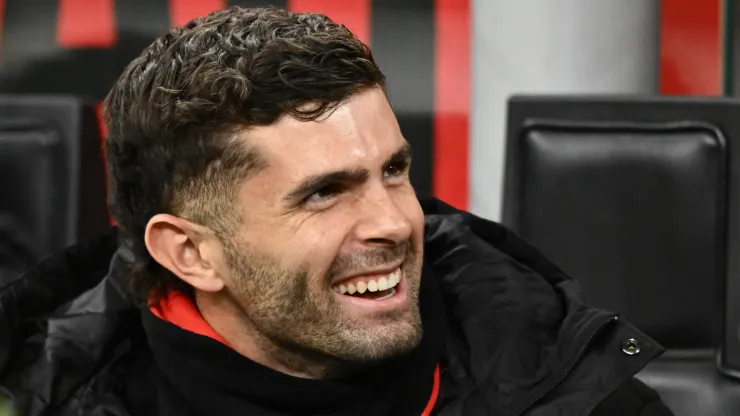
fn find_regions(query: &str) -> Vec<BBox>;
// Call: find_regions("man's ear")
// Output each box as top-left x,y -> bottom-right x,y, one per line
144,214 -> 225,293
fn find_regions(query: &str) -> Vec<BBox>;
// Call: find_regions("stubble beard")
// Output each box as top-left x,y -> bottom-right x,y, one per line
222,238 -> 424,379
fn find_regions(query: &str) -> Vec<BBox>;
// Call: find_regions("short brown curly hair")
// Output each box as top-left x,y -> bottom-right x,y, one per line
103,6 -> 386,303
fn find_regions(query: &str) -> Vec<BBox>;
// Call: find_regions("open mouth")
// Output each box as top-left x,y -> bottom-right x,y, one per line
331,268 -> 401,301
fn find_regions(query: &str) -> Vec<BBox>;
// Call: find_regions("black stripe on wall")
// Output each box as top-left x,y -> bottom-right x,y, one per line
105,0 -> 172,96
371,0 -> 435,198
228,1 -> 288,8
1,0 -> 59,74
0,0 -> 172,100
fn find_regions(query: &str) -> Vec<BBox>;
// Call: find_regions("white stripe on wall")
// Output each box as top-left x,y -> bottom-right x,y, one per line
470,0 -> 659,220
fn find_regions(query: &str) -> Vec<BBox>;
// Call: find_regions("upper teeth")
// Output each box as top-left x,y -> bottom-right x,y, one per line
333,268 -> 401,295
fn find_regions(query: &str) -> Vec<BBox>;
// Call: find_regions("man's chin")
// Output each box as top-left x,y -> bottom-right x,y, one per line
337,328 -> 423,365
331,307 -> 424,363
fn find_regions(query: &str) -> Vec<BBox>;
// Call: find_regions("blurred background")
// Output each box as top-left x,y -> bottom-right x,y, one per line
0,0 -> 731,217
1,0 -> 740,414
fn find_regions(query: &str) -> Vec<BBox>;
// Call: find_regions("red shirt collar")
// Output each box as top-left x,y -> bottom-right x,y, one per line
149,290 -> 439,415
149,290 -> 229,346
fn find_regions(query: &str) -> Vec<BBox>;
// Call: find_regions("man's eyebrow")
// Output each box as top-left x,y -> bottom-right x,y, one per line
387,142 -> 413,165
283,168 -> 370,204
282,142 -> 413,205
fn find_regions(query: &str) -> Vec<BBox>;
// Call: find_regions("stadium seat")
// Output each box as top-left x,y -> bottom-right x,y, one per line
502,95 -> 740,416
0,95 -> 108,264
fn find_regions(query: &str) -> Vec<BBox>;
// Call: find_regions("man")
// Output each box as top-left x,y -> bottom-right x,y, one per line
0,7 -> 673,416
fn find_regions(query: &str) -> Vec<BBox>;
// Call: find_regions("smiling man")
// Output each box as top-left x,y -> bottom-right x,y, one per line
0,6 -> 673,416
141,87 -> 427,381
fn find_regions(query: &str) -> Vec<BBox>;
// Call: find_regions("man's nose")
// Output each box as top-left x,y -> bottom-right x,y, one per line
353,188 -> 413,247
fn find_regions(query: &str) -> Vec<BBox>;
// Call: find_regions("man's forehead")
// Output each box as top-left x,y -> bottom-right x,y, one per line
243,90 -> 402,178
252,115 -> 371,159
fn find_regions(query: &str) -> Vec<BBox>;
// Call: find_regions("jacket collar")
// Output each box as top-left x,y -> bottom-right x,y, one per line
422,199 -> 664,415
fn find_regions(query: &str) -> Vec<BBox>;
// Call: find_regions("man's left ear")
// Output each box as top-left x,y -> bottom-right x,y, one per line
144,214 -> 226,293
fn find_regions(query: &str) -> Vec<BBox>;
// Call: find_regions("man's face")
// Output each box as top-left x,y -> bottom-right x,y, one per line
219,87 -> 425,365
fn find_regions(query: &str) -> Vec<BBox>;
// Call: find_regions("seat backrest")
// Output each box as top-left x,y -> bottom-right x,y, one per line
502,96 -> 740,376
0,96 -> 108,261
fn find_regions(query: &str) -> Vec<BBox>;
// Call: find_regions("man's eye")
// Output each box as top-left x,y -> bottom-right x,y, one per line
384,162 -> 407,178
305,185 -> 341,205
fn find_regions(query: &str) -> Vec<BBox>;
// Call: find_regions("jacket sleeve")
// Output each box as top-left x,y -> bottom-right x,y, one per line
590,378 -> 674,416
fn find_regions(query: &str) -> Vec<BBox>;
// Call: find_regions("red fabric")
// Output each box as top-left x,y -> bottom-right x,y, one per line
0,0 -> 5,50
660,0 -> 722,95
433,0 -> 470,210
421,364 -> 441,415
150,290 -> 440,413
57,0 -> 116,48
149,290 -> 230,346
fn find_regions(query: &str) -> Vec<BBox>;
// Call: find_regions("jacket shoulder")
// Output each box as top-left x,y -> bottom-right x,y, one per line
590,378 -> 674,416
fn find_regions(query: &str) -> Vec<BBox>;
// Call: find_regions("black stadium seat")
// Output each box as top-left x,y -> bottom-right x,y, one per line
502,95 -> 740,416
0,96 -> 108,265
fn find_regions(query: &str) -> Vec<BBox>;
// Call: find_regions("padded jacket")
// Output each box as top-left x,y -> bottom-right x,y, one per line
0,198 -> 674,415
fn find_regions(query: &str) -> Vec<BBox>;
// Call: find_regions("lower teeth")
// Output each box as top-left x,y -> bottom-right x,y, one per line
374,287 -> 396,301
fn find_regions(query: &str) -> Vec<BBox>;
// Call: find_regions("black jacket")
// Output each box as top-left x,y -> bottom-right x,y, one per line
0,199 -> 674,415
0,213 -> 36,288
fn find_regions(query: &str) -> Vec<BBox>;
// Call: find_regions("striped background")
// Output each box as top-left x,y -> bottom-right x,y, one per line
0,0 -> 728,215
0,0 -> 471,209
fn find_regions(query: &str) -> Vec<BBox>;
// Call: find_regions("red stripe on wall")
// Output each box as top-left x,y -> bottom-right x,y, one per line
96,102 -> 108,140
169,0 -> 226,27
96,101 -> 115,225
57,0 -> 116,48
660,0 -> 722,95
433,0 -> 469,210
0,0 -> 5,52
288,0 -> 371,45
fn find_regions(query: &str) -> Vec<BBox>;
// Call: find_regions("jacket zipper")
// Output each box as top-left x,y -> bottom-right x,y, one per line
513,314 -> 620,416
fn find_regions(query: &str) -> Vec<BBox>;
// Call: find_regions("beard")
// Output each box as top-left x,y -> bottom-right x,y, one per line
220,237 -> 424,377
